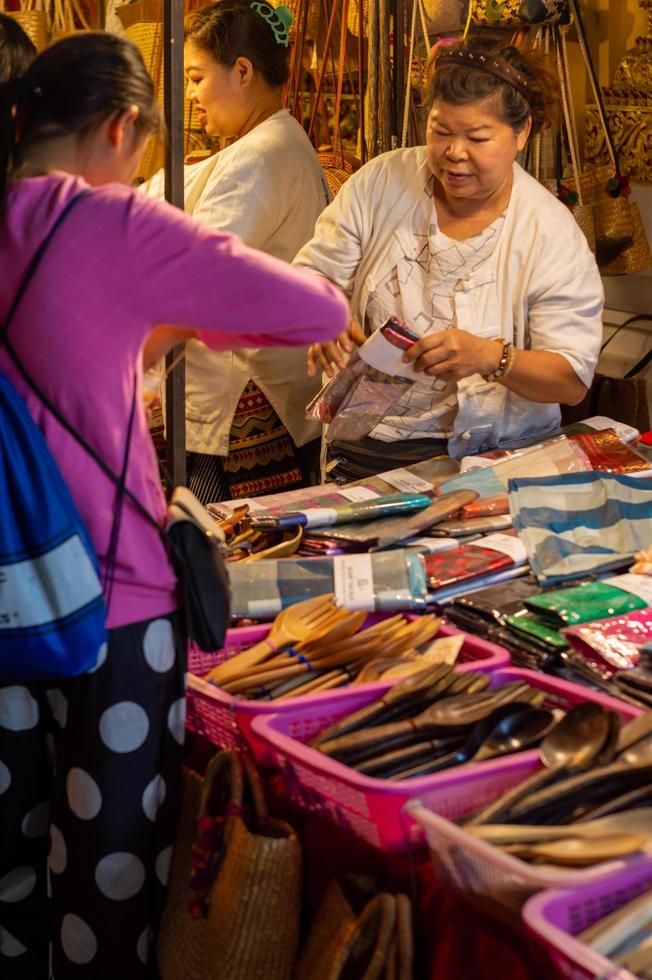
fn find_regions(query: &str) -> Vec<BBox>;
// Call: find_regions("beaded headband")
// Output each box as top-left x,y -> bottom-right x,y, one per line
250,2 -> 293,47
435,47 -> 530,104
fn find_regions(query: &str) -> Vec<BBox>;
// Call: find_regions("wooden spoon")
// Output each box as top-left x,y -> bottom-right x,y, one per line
207,594 -> 338,684
467,807 -> 652,846
502,833 -> 648,867
466,702 -> 612,826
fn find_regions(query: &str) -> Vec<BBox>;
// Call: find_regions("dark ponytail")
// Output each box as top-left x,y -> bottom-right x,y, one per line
185,0 -> 290,88
0,31 -> 160,203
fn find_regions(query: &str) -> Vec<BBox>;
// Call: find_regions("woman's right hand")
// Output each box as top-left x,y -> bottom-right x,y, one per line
307,319 -> 366,378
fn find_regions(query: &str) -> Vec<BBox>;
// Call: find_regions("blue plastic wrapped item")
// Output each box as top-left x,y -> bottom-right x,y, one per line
227,549 -> 428,619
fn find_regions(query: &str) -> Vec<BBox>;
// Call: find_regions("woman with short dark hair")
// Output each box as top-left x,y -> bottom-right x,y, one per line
298,37 -> 604,480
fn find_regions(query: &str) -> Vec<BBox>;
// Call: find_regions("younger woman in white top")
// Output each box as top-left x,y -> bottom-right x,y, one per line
147,0 -> 331,502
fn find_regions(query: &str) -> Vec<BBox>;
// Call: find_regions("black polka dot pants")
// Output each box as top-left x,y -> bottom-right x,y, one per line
0,613 -> 186,979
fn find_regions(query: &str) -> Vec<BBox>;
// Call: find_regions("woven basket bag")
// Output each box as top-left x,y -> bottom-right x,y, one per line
158,751 -> 301,980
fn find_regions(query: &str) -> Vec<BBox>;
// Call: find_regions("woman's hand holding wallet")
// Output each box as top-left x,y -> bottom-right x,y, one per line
307,318 -> 366,378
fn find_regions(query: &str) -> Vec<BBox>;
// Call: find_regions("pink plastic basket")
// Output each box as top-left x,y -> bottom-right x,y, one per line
186,616 -> 510,764
522,860 -> 652,979
250,667 -> 641,854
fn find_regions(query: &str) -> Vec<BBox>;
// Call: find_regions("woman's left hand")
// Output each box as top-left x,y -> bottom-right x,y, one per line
402,328 -> 502,381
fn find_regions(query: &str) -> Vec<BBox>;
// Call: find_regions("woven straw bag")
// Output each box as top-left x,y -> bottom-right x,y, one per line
293,878 -> 414,980
599,204 -> 652,276
577,164 -> 635,259
158,752 -> 302,980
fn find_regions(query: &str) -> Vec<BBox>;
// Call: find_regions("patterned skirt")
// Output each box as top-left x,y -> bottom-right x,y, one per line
187,380 -> 311,504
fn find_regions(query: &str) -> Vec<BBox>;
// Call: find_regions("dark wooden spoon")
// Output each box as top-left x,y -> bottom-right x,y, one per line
466,702 -> 612,826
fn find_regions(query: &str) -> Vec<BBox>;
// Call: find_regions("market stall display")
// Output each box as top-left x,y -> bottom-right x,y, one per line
185,611 -> 509,761
249,667 -> 641,851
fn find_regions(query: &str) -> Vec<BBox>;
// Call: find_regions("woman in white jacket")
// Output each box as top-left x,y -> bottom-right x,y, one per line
147,0 -> 331,502
297,37 -> 604,480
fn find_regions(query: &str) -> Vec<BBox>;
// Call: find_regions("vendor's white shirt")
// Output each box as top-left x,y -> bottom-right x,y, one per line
366,175 -> 505,441
295,148 -> 604,457
144,109 -> 331,454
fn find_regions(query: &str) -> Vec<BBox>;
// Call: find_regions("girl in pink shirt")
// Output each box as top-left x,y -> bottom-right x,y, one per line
0,32 -> 347,979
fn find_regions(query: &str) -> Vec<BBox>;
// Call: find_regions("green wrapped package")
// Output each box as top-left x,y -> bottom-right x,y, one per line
505,610 -> 569,650
525,581 -> 647,628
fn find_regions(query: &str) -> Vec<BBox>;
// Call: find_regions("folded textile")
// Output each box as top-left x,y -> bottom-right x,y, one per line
249,493 -> 432,530
303,490 -> 477,551
227,549 -> 428,619
525,579 -> 648,627
563,608 -> 652,674
509,471 -> 652,584
424,530 -> 527,593
439,430 -> 650,503
208,458 -> 459,519
427,564 -> 530,605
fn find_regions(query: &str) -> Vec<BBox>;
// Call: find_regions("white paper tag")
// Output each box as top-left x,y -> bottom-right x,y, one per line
406,537 -> 458,553
381,468 -> 433,494
475,532 -> 528,565
583,416 -> 640,443
604,573 -> 652,605
300,507 -> 339,528
333,554 -> 375,611
358,328 -> 421,380
338,486 -> 381,503
248,598 -> 283,617
224,497 -> 265,513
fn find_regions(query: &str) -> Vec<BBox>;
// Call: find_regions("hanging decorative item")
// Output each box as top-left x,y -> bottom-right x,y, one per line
467,0 -> 568,29
421,0 -> 467,36
585,0 -> 652,184
569,0 -> 650,273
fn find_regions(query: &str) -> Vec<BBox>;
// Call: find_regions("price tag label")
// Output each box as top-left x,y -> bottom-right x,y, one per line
381,468 -> 432,494
476,532 -> 528,565
338,486 -> 381,503
333,554 -> 375,611
406,537 -> 458,553
604,573 -> 652,605
247,598 -> 283,617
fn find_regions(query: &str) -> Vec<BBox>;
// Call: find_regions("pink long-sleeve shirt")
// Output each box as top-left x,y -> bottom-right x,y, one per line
0,173 -> 348,628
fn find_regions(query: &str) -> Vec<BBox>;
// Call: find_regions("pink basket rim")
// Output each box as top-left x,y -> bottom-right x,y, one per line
250,666 -> 641,809
522,859 -> 652,980
187,621 -> 510,720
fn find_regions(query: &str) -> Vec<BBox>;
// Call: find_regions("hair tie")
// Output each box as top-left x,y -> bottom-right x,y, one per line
250,2 -> 293,47
1,77 -> 43,104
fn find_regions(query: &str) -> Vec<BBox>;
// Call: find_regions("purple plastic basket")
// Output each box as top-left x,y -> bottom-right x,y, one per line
523,859 -> 652,979
250,667 -> 642,854
186,616 -> 510,764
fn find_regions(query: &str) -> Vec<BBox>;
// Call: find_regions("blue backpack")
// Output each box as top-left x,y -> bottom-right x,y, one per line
0,190 -> 115,678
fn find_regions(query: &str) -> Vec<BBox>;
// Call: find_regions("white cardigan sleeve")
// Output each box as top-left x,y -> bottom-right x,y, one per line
293,166 -> 373,297
525,219 -> 604,387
